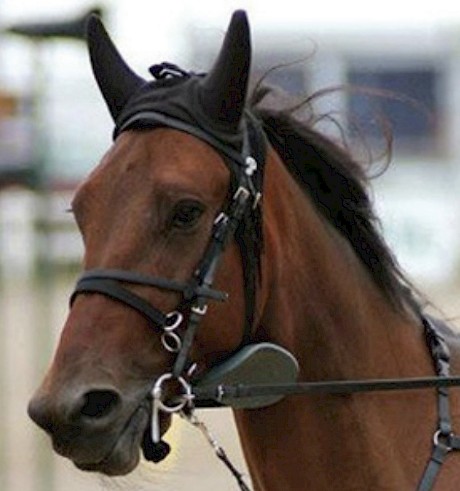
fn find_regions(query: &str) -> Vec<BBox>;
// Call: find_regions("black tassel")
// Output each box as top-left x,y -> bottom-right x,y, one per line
142,429 -> 171,463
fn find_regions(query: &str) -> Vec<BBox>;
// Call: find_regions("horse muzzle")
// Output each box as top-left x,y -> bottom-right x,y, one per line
27,384 -> 155,475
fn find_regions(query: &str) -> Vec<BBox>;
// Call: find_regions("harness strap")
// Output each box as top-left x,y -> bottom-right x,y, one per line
417,317 -> 460,491
236,114 -> 265,348
172,305 -> 205,377
418,432 -> 460,491
168,114 -> 264,377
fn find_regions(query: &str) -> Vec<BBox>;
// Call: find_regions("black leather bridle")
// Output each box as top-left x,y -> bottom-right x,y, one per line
70,110 -> 264,378
69,111 -> 265,474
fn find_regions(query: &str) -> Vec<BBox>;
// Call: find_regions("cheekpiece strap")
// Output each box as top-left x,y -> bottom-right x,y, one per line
172,172 -> 254,378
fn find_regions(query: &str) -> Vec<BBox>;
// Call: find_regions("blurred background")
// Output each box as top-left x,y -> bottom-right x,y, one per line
2,0 -> 460,490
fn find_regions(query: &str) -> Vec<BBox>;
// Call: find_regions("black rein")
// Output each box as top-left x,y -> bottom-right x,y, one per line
191,315 -> 460,491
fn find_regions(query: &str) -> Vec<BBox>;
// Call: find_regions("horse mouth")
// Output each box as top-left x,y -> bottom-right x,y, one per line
69,405 -> 172,476
67,404 -> 145,475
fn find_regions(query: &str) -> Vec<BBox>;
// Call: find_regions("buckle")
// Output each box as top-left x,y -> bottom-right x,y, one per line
192,303 -> 208,316
213,212 -> 229,227
234,185 -> 261,210
252,191 -> 262,210
433,430 -> 454,452
233,186 -> 251,202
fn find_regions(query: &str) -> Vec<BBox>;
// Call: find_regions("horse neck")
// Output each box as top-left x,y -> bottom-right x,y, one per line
233,150 -> 438,490
254,150 -> 429,380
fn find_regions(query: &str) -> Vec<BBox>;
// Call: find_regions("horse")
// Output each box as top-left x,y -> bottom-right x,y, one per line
27,10 -> 460,491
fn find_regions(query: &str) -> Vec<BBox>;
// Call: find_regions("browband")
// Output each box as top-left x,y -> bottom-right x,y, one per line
116,109 -> 259,173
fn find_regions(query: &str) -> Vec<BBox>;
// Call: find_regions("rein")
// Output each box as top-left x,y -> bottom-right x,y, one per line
192,316 -> 457,401
193,374 -> 460,400
188,315 -> 460,491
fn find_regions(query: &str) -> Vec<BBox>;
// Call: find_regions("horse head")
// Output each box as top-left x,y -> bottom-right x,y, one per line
28,10 -> 268,475
28,9 -> 460,491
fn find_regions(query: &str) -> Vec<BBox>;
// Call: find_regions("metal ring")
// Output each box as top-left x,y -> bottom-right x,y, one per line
164,311 -> 183,332
433,430 -> 453,451
161,331 -> 182,353
152,373 -> 193,413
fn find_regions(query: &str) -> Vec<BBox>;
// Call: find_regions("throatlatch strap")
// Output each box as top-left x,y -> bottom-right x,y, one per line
238,114 -> 265,347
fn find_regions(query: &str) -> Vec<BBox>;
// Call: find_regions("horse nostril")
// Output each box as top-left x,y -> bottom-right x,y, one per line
28,396 -> 54,434
80,390 -> 121,419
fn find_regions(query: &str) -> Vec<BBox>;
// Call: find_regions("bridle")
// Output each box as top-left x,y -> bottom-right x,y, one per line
70,110 -> 264,370
69,108 -> 265,463
69,108 -> 460,491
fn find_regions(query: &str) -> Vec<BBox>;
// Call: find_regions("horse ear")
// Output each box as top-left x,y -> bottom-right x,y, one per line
86,15 -> 145,120
199,10 -> 251,129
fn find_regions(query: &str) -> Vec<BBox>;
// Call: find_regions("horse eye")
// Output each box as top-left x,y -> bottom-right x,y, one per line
171,200 -> 205,229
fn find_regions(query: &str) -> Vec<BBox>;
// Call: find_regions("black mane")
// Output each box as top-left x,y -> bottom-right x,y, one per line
250,87 -> 418,314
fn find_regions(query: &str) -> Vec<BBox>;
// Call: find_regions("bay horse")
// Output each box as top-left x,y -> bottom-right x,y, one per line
28,10 -> 460,491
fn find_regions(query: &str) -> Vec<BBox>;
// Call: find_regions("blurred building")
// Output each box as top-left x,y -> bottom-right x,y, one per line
0,2 -> 459,278
188,20 -> 460,284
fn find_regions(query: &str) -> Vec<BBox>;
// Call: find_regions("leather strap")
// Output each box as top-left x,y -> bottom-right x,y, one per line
172,182 -> 252,377
72,278 -> 167,327
418,432 -> 460,491
75,269 -> 228,302
190,315 -> 460,491
417,317 -> 460,491
192,374 -> 460,401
